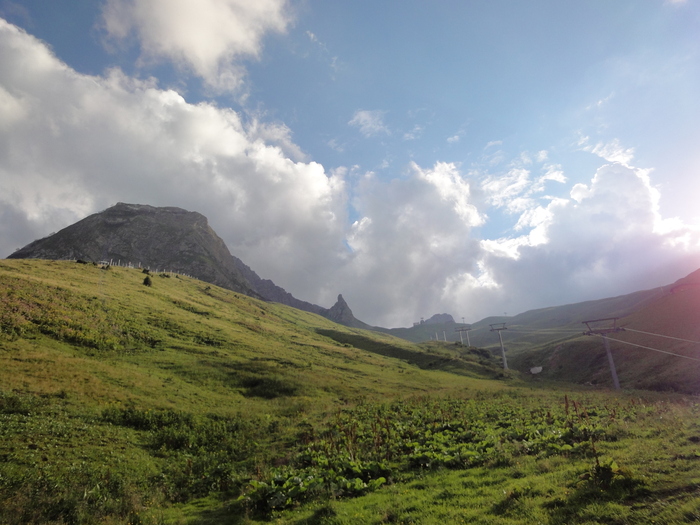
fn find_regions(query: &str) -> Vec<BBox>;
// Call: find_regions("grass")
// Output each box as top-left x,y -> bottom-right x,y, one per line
1,259 -> 700,524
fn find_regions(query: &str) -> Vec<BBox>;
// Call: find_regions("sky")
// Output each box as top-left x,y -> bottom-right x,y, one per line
1,0 -> 699,328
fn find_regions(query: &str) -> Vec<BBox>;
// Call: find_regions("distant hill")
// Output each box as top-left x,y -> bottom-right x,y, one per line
8,203 -> 369,328
384,283 -> 670,349
510,269 -> 700,393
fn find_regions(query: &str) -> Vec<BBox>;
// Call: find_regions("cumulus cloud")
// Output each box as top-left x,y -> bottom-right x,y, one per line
0,19 -> 345,298
2,18 -> 700,328
101,0 -> 291,93
338,162 -> 484,326
474,162 -> 700,316
349,110 -> 390,137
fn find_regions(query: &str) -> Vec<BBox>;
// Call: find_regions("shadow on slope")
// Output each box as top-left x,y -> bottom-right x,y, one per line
316,329 -> 502,379
511,280 -> 700,394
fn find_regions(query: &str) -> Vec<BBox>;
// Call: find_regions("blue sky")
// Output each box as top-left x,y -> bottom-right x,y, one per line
1,0 -> 699,327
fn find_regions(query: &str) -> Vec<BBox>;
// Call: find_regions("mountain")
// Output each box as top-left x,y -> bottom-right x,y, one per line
232,255 -> 326,316
509,268 -> 700,393
8,203 -> 369,328
384,283 -> 670,348
424,313 -> 455,324
325,294 -> 372,329
9,202 -> 258,296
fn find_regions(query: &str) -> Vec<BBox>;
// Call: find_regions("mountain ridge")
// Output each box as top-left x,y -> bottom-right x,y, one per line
8,202 -> 368,328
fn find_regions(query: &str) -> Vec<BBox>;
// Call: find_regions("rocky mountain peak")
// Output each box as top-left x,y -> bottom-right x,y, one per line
324,294 -> 371,329
326,294 -> 352,323
424,313 -> 455,325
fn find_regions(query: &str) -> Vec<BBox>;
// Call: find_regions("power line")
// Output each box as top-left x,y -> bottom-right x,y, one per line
623,328 -> 700,345
601,335 -> 700,363
506,328 -> 582,334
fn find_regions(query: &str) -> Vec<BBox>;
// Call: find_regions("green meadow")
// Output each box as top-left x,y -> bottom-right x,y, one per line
1,259 -> 699,524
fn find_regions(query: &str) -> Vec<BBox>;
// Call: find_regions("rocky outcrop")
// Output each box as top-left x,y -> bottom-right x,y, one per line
325,294 -> 371,329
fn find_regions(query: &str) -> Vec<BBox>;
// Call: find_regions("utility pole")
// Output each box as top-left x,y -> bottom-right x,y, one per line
582,318 -> 624,390
490,323 -> 508,370
455,326 -> 472,346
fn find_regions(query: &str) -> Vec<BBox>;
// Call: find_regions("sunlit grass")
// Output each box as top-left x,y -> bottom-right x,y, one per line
1,259 -> 699,524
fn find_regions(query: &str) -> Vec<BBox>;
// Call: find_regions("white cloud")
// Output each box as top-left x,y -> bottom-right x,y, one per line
327,138 -> 344,152
403,124 -> 423,141
101,0 -> 291,93
426,154 -> 700,323
0,19 -> 346,299
581,137 -> 635,166
570,183 -> 592,203
348,109 -> 390,138
2,18 -> 700,329
413,162 -> 484,226
585,92 -> 615,111
481,168 -> 532,211
339,161 -> 484,326
245,118 -> 307,162
541,164 -> 566,184
477,162 -> 700,315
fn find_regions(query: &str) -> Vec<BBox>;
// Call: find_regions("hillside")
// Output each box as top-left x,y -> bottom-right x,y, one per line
510,269 -> 700,393
8,202 -> 371,328
0,259 -> 501,405
384,284 -> 668,349
2,260 -> 700,524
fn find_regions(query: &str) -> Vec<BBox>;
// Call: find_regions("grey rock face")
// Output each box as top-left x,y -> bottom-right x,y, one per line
325,294 -> 371,329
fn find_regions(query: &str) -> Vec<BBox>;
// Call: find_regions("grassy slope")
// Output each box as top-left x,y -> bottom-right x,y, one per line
510,285 -> 700,394
0,260 -> 503,407
1,260 -> 700,524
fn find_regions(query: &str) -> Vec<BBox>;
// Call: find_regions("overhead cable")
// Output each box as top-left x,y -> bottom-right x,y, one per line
601,335 -> 700,363
507,329 -> 582,334
623,328 -> 700,345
